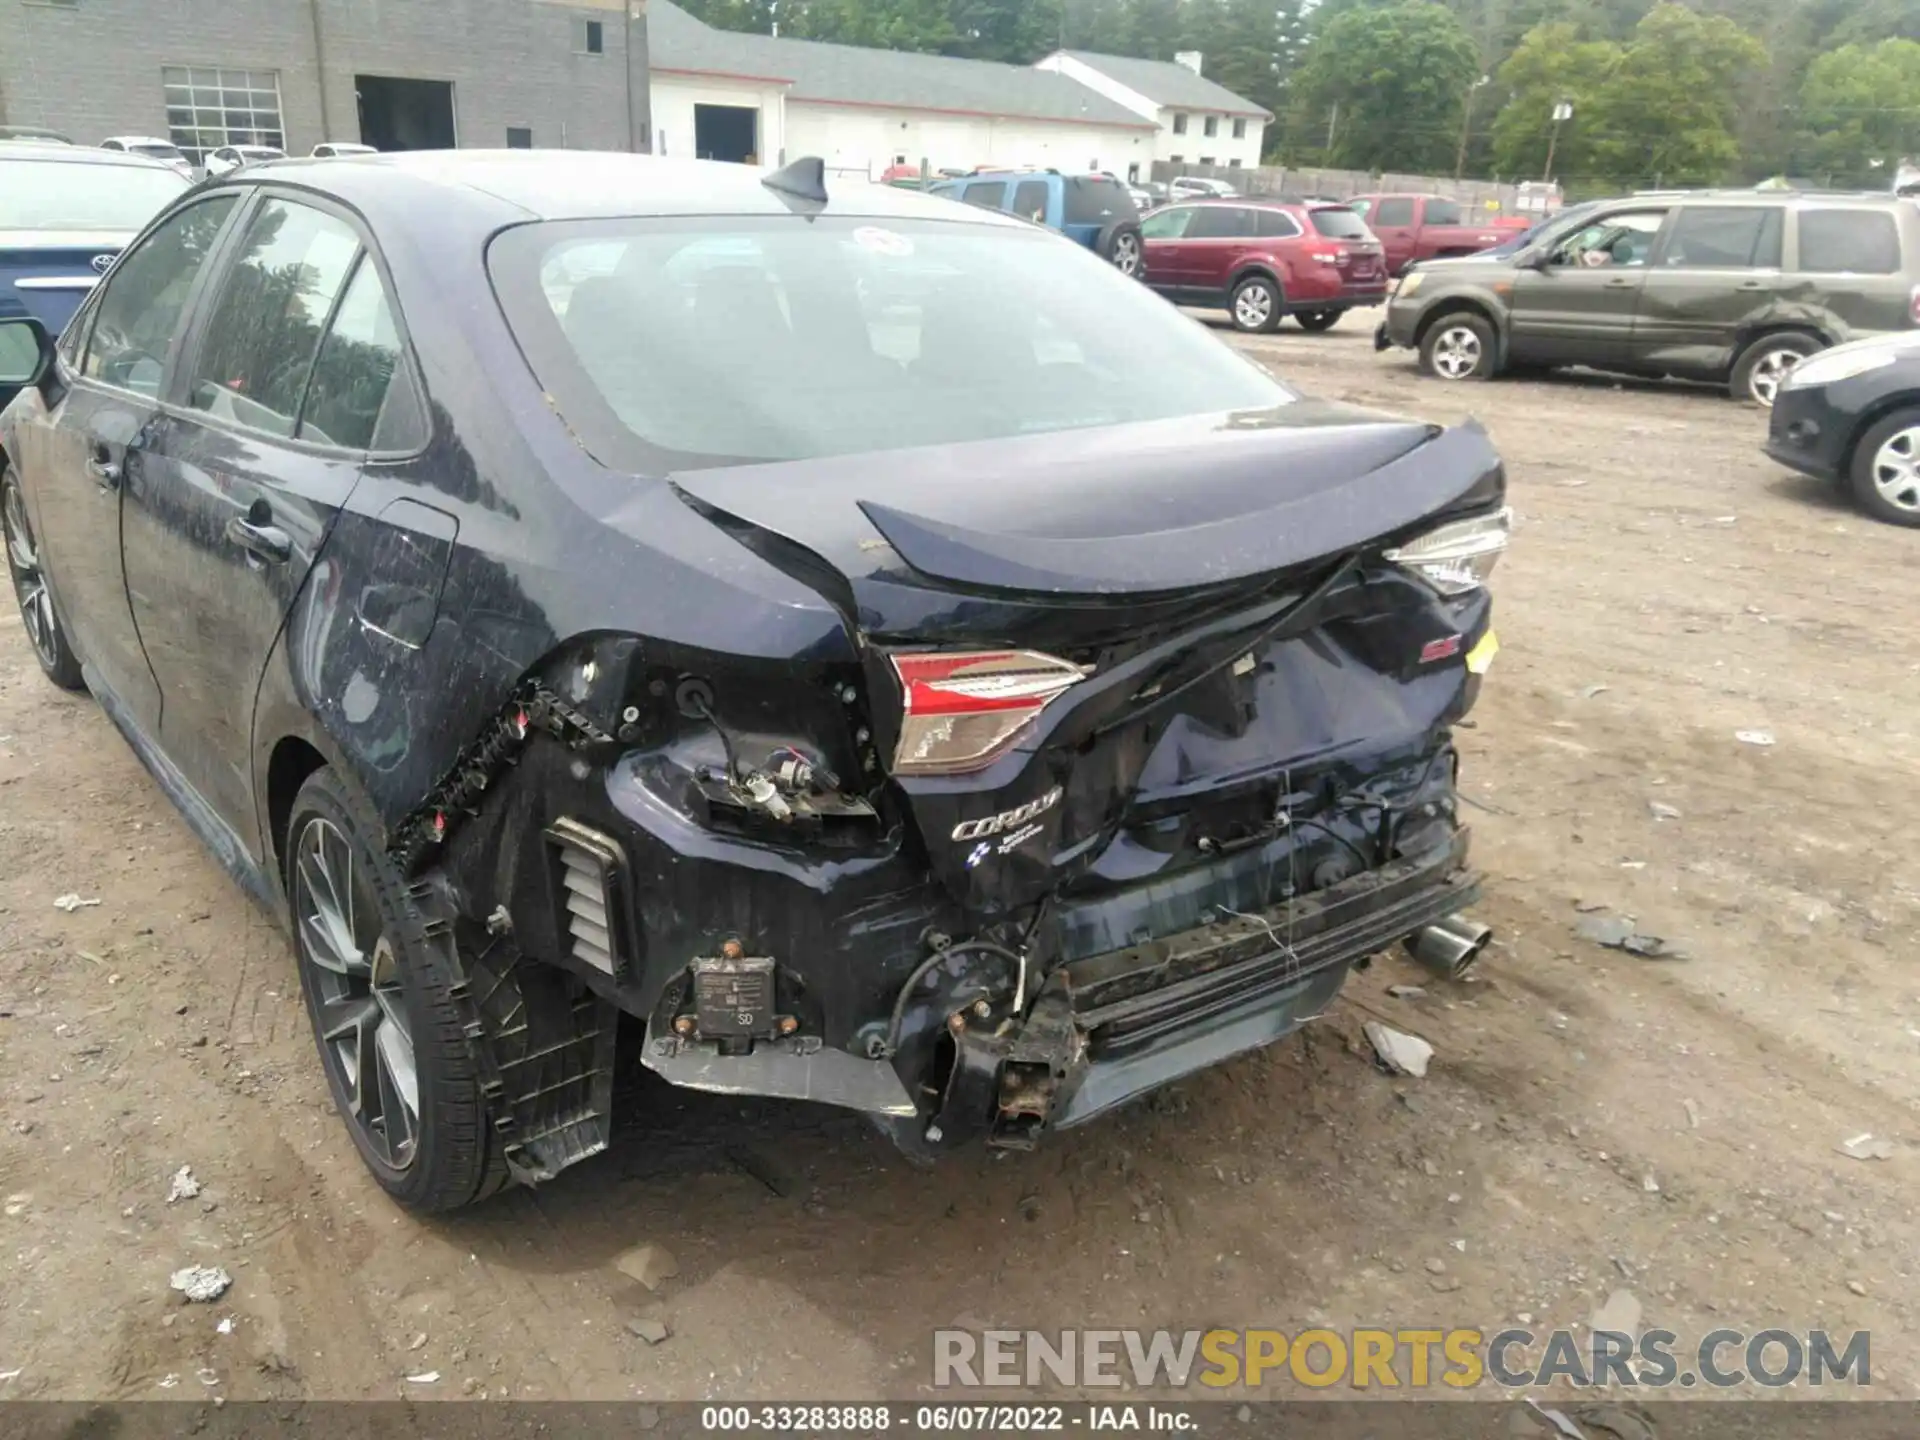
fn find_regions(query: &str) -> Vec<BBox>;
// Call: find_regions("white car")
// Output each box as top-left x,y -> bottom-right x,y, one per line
1170,176 -> 1237,199
204,143 -> 287,177
311,142 -> 377,158
100,135 -> 193,178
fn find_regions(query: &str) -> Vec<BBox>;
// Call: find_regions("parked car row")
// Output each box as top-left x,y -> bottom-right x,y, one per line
95,134 -> 374,177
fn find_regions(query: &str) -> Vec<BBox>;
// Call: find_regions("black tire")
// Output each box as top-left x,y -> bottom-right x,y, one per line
1102,223 -> 1144,278
1847,407 -> 1920,528
1418,312 -> 1497,381
1,464 -> 85,692
285,769 -> 510,1212
1229,273 -> 1283,333
1296,309 -> 1342,333
1730,331 -> 1821,407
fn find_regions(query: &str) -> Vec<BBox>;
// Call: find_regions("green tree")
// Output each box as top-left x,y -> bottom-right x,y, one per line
1578,4 -> 1767,187
1288,1 -> 1482,172
1798,39 -> 1920,184
1490,22 -> 1620,181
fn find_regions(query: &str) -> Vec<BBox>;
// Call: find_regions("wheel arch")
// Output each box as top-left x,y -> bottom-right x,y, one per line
1731,321 -> 1832,368
1839,394 -> 1920,484
1414,298 -> 1502,354
266,735 -> 332,881
1229,262 -> 1285,298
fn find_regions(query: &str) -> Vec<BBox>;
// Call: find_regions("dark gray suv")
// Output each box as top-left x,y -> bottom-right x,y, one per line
1375,191 -> 1920,405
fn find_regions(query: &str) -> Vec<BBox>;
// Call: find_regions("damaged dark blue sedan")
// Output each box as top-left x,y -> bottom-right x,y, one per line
0,152 -> 1509,1211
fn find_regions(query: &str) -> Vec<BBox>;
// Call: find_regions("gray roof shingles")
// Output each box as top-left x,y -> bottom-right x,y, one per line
648,2 -> 1159,130
1057,49 -> 1271,118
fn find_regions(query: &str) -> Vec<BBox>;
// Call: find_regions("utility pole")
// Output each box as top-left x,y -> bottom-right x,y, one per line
1455,74 -> 1489,179
1325,101 -> 1339,154
625,0 -> 653,153
1543,99 -> 1572,183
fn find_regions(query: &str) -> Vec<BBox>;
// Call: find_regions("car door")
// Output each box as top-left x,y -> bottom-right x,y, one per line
1138,203 -> 1201,295
1632,204 -> 1783,376
1182,204 -> 1258,302
1010,178 -> 1051,227
1508,206 -> 1669,367
1368,197 -> 1418,275
6,191 -> 242,733
1791,205 -> 1910,335
121,192 -> 423,846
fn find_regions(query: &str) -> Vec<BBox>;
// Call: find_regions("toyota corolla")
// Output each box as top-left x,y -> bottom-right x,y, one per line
0,152 -> 1509,1211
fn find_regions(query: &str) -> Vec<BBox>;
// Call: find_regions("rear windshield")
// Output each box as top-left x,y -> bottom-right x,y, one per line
0,158 -> 188,229
490,214 -> 1290,471
1063,176 -> 1138,227
1309,207 -> 1371,239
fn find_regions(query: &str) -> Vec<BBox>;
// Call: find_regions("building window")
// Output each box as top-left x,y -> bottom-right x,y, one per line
575,17 -> 605,54
507,126 -> 533,148
1203,115 -> 1218,138
161,67 -> 284,167
1229,157 -> 1242,168
1171,113 -> 1187,135
1233,118 -> 1247,140
1170,154 -> 1183,163
1199,156 -> 1214,166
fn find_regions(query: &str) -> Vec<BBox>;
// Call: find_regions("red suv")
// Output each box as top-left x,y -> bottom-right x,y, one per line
1139,198 -> 1388,333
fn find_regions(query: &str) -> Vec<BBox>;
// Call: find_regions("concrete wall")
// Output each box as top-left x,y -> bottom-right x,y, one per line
783,104 -> 1148,178
0,0 -> 646,155
1151,160 -> 1563,216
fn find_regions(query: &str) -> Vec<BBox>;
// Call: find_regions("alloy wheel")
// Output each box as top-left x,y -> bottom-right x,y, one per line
1432,325 -> 1483,380
293,816 -> 420,1170
1113,233 -> 1141,276
1234,284 -> 1273,329
2,479 -> 60,671
1868,427 -> 1920,515
1747,347 -> 1801,407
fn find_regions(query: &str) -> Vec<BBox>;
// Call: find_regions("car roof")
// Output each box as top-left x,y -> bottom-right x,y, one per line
103,135 -> 178,146
207,150 -> 1034,233
0,144 -> 181,172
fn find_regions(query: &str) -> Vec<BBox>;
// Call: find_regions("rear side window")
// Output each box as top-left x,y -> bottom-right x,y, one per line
1797,210 -> 1901,275
961,182 -> 1006,210
1063,176 -> 1137,226
1187,206 -> 1255,239
300,257 -> 427,452
1011,179 -> 1050,223
1663,206 -> 1780,268
1373,197 -> 1415,226
185,199 -> 360,437
1424,198 -> 1464,226
1256,209 -> 1301,238
82,194 -> 238,396
1309,208 -> 1369,239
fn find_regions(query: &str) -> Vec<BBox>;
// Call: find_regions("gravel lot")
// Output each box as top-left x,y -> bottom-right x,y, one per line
1,321 -> 1915,1403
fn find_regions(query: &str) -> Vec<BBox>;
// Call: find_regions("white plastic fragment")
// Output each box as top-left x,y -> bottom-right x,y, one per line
1364,1021 -> 1433,1078
406,1371 -> 441,1384
169,1265 -> 232,1303
53,894 -> 102,912
1735,730 -> 1775,747
1838,1133 -> 1894,1161
166,1166 -> 201,1204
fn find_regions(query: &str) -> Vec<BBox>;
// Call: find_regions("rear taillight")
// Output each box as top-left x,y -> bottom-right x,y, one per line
1385,508 -> 1514,597
1310,250 -> 1341,265
1909,283 -> 1920,325
890,650 -> 1087,775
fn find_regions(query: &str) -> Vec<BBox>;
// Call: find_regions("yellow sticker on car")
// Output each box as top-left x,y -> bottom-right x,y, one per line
1465,630 -> 1499,674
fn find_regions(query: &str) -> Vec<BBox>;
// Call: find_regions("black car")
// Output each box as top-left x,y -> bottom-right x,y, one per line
1767,332 -> 1920,526
0,152 -> 1510,1211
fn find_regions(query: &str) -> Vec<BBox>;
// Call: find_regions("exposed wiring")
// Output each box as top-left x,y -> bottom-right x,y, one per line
687,692 -> 743,783
882,939 -> 1026,1058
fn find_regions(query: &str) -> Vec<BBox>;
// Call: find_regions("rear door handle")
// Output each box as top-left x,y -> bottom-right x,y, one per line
86,446 -> 121,489
1605,277 -> 1635,287
225,516 -> 292,565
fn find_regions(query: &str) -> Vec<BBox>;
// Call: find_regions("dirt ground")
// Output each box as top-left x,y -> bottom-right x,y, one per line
1,323 -> 1916,1406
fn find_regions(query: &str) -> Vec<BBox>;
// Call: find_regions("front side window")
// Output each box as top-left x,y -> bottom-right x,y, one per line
0,157 -> 188,231
494,214 -> 1291,470
163,66 -> 285,168
1140,206 -> 1196,239
185,200 -> 360,436
82,195 -> 238,396
1373,197 -> 1415,227
1551,210 -> 1665,269
1662,206 -> 1781,269
1797,210 -> 1900,275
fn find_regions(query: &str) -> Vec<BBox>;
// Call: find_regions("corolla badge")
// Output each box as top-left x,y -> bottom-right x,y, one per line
90,254 -> 115,274
951,786 -> 1063,843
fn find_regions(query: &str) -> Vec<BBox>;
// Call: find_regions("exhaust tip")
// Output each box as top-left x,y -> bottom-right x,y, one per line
1404,914 -> 1493,979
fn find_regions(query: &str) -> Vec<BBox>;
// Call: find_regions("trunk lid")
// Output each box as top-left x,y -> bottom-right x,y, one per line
0,230 -> 124,334
671,404 -> 1502,916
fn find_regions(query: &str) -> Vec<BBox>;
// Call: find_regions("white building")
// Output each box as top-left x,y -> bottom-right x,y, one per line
1034,50 -> 1270,172
646,1 -> 1267,181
